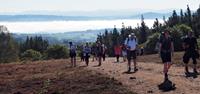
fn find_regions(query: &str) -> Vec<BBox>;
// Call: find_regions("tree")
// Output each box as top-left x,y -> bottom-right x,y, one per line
153,18 -> 162,33
20,36 -> 49,53
180,9 -> 185,23
140,15 -> 148,44
186,5 -> 192,27
0,25 -> 19,63
168,10 -> 179,27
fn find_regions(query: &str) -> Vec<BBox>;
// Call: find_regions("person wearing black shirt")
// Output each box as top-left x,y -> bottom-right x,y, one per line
183,31 -> 199,74
159,30 -> 174,81
97,41 -> 103,66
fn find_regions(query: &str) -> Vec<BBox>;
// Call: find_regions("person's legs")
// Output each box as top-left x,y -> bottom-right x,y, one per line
183,52 -> 190,73
98,56 -> 102,66
116,55 -> 119,62
98,53 -> 102,66
127,51 -> 131,72
71,57 -> 73,67
161,52 -> 169,81
92,53 -> 95,62
103,53 -> 106,61
74,57 -> 76,67
85,56 -> 89,66
133,59 -> 138,71
163,63 -> 168,80
133,50 -> 138,71
192,56 -> 198,73
123,56 -> 126,62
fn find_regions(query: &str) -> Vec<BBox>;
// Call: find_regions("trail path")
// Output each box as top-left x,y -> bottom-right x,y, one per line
79,58 -> 200,94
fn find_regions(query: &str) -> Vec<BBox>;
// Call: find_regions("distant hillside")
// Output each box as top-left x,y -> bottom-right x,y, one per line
13,29 -> 114,44
0,12 -> 171,21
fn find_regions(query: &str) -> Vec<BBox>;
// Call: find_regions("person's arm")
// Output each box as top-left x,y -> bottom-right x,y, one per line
182,42 -> 186,50
171,42 -> 174,56
195,38 -> 199,50
135,38 -> 138,50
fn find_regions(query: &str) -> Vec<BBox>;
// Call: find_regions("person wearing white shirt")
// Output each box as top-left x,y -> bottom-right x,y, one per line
125,33 -> 138,72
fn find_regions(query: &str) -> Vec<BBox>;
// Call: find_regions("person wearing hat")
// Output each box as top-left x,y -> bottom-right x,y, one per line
159,29 -> 174,81
183,31 -> 199,74
125,33 -> 138,72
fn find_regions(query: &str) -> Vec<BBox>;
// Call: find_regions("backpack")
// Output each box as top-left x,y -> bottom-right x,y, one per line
127,37 -> 137,43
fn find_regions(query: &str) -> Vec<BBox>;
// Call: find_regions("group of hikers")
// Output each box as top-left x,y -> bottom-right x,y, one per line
69,29 -> 199,82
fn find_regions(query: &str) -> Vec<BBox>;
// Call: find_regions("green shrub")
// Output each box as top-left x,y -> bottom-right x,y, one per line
170,26 -> 184,51
176,24 -> 192,36
46,45 -> 69,59
21,49 -> 42,61
144,33 -> 160,54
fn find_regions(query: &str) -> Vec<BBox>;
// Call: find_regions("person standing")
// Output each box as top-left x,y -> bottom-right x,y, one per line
69,42 -> 77,67
80,45 -> 85,62
126,33 -> 138,72
121,43 -> 127,62
102,44 -> 107,61
97,41 -> 103,66
183,31 -> 199,74
84,43 -> 91,66
91,43 -> 97,62
114,43 -> 121,63
159,30 -> 174,81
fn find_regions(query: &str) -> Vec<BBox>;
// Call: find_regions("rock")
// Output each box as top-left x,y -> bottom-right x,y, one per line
147,90 -> 153,93
129,77 -> 136,79
13,92 -> 22,94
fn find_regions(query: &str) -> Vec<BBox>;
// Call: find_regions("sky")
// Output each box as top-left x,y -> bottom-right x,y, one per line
0,0 -> 200,13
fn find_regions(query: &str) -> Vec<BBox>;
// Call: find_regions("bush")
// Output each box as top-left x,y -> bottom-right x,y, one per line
46,45 -> 69,59
176,24 -> 192,36
170,26 -> 184,51
144,33 -> 160,54
21,49 -> 42,61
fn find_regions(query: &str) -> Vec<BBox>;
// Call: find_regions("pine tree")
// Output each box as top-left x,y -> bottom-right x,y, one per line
180,9 -> 184,23
140,15 -> 148,44
168,10 -> 179,27
186,5 -> 192,27
0,25 -> 19,63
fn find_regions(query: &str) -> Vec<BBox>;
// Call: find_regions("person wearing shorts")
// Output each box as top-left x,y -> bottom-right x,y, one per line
121,44 -> 127,62
84,43 -> 91,66
183,31 -> 199,74
69,42 -> 77,67
159,30 -> 174,81
97,41 -> 103,66
102,44 -> 107,61
126,33 -> 138,72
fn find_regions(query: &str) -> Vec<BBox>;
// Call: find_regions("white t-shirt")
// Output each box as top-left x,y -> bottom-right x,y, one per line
125,38 -> 138,51
70,45 -> 76,53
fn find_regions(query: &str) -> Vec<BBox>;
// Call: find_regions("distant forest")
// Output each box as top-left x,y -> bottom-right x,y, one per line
97,5 -> 200,56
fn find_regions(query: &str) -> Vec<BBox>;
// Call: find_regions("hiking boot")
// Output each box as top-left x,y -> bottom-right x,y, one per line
134,68 -> 138,72
127,67 -> 131,72
194,69 -> 198,74
185,67 -> 189,74
164,73 -> 169,81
